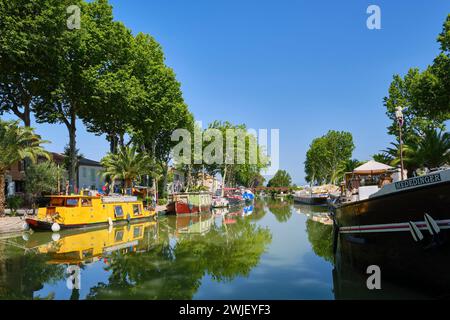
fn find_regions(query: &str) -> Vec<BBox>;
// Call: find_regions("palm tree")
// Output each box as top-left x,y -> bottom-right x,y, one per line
100,146 -> 151,194
382,129 -> 450,175
0,120 -> 50,216
412,129 -> 450,169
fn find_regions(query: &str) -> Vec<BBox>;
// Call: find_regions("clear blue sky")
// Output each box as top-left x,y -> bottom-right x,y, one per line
4,1 -> 449,184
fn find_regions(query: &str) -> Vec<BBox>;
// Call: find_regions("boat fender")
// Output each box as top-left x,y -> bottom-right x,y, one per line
424,213 -> 440,236
52,233 -> 61,242
22,222 -> 30,231
408,222 -> 424,242
108,217 -> 113,226
22,233 -> 30,241
51,223 -> 61,233
126,214 -> 131,223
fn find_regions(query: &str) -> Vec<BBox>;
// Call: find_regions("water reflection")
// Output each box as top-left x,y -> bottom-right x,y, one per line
0,204 -> 272,300
0,199 -> 445,299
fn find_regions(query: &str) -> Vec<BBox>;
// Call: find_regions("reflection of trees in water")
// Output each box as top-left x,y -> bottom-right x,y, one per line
293,203 -> 329,216
248,200 -> 266,222
0,242 -> 65,300
86,218 -> 272,300
266,198 -> 292,222
305,219 -> 333,263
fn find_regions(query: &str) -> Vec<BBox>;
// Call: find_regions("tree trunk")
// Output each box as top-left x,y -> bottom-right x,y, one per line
109,134 -> 118,154
68,113 -> 77,194
221,166 -> 227,197
119,133 -> 125,149
23,102 -> 31,127
0,172 -> 5,217
162,162 -> 168,199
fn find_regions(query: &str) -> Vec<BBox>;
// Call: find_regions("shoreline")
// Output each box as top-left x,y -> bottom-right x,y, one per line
0,205 -> 168,236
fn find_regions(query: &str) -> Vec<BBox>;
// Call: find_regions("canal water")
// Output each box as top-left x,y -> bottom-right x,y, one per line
0,199 -> 434,300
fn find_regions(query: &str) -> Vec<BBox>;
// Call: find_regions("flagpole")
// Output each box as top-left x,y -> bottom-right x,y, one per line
396,106 -> 405,181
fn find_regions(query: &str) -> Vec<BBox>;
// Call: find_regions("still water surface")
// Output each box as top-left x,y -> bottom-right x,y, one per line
0,199 -> 430,300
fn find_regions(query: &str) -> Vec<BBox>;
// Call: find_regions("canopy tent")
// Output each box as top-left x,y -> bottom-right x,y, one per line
352,160 -> 394,175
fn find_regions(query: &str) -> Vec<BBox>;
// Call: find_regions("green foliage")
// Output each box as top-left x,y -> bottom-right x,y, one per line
306,219 -> 333,263
267,170 -> 292,188
100,145 -> 151,191
6,196 -> 23,216
372,153 -> 393,165
304,130 -> 354,185
384,14 -> 450,142
25,161 -> 65,197
381,128 -> 450,174
157,198 -> 168,206
0,119 -> 49,215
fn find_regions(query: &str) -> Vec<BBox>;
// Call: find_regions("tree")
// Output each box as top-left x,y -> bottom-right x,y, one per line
127,33 -> 194,197
0,0 -> 65,126
81,23 -> 146,153
383,14 -> 450,142
25,161 -> 65,213
100,145 -> 151,194
204,121 -> 268,195
267,170 -> 292,188
373,153 -> 393,165
344,159 -> 364,173
381,129 -> 450,174
0,120 -> 49,215
304,130 -> 354,185
34,0 -> 121,193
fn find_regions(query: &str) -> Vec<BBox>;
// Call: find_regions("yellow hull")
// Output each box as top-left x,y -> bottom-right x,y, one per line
27,195 -> 156,231
26,221 -> 158,264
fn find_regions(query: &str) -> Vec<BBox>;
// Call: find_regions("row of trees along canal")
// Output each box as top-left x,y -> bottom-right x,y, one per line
304,14 -> 450,184
0,0 -> 270,214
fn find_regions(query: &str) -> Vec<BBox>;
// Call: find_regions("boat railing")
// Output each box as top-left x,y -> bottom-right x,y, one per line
101,195 -> 138,203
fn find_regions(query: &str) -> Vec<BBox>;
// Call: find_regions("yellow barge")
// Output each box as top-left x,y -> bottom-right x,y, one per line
25,195 -> 156,232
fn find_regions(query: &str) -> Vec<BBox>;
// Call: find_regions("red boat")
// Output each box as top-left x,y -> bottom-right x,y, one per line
166,192 -> 212,215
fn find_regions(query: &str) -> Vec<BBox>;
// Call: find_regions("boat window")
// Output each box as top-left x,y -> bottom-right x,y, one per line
82,249 -> 94,259
81,198 -> 92,207
133,204 -> 142,216
133,226 -> 143,238
65,198 -> 79,207
50,198 -> 64,207
114,205 -> 124,218
115,230 -> 124,242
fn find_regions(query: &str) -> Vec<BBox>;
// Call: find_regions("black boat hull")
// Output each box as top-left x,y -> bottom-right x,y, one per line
333,181 -> 450,296
294,196 -> 328,206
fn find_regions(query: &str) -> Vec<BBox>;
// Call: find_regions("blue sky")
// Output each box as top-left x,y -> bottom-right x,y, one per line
3,1 -> 449,184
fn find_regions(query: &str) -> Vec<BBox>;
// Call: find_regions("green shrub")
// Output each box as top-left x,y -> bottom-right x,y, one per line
7,196 -> 24,216
158,198 -> 168,206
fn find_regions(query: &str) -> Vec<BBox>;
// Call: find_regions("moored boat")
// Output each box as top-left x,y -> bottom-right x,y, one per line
25,195 -> 156,232
293,190 -> 329,205
166,192 -> 212,215
212,196 -> 230,208
332,162 -> 450,294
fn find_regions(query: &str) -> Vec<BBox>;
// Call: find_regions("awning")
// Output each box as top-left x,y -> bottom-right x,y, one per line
352,160 -> 394,175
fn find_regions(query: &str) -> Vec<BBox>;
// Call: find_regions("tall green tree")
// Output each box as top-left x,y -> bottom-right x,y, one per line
384,14 -> 450,142
267,170 -> 292,188
0,0 -> 65,126
25,161 -> 65,213
100,145 -> 151,193
0,120 -> 49,215
33,0 -> 121,193
304,130 -> 354,185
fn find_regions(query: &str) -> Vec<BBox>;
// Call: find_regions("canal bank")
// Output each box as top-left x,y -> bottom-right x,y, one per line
0,205 -> 168,235
0,217 -> 25,236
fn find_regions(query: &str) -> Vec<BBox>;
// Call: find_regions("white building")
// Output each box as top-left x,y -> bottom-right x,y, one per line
77,157 -> 105,191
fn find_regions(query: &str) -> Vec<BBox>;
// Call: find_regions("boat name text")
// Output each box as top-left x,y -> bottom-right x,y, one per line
395,174 -> 442,190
